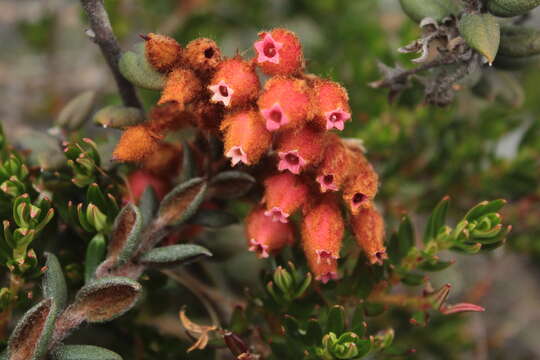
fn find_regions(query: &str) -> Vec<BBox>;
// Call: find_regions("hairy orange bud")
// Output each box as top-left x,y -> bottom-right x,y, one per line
191,99 -> 224,133
113,125 -> 162,162
184,38 -> 222,76
257,77 -> 312,132
312,79 -> 351,131
220,109 -> 271,166
158,68 -> 202,107
147,103 -> 196,133
254,28 -> 304,76
275,126 -> 326,174
208,57 -> 260,108
315,135 -> 350,192
302,195 -> 344,269
142,142 -> 182,176
343,150 -> 379,215
351,203 -> 387,265
263,172 -> 309,223
143,33 -> 183,72
245,206 -> 294,258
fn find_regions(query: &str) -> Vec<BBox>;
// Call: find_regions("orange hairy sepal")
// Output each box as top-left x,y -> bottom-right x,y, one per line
144,33 -> 183,72
315,135 -> 351,193
184,38 -> 222,76
220,109 -> 271,166
141,142 -> 182,176
263,172 -> 310,223
351,203 -> 387,265
254,28 -> 304,76
257,76 -> 312,132
302,195 -> 344,266
158,68 -> 202,107
208,57 -> 260,108
113,125 -> 163,163
343,150 -> 379,215
245,206 -> 295,258
312,79 -> 351,131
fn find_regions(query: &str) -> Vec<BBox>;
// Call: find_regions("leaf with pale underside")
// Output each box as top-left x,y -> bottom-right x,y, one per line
7,298 -> 57,360
157,178 -> 207,227
43,252 -> 68,311
107,204 -> 143,266
139,244 -> 211,268
51,345 -> 122,360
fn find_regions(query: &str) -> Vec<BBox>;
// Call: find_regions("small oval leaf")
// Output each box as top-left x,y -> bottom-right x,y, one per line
157,178 -> 207,227
488,0 -> 540,17
108,204 -> 143,266
119,47 -> 165,90
7,298 -> 57,360
51,345 -> 122,360
459,13 -> 501,65
93,105 -> 145,129
139,244 -> 211,268
43,253 -> 68,311
85,233 -> 107,283
399,0 -> 462,23
68,277 -> 142,323
55,91 -> 97,131
209,171 -> 256,199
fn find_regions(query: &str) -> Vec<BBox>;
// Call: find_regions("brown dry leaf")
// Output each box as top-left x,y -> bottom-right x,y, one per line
179,308 -> 218,352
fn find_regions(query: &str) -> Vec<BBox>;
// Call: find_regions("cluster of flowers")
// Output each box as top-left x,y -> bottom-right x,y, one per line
112,29 -> 386,283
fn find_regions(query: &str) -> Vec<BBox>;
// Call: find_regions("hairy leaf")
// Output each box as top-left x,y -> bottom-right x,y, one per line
51,345 -> 122,360
43,253 -> 68,311
139,244 -> 211,268
157,178 -> 207,227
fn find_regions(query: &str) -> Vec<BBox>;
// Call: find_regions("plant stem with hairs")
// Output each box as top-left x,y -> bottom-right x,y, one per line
80,0 -> 142,109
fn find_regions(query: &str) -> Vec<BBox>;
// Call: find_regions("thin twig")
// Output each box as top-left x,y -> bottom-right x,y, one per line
80,0 -> 142,109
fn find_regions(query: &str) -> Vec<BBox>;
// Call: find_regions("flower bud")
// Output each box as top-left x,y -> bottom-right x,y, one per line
184,38 -> 222,76
141,142 -> 182,176
158,68 -> 202,108
351,204 -> 387,265
126,169 -> 171,203
147,103 -> 196,133
220,109 -> 272,166
275,126 -> 326,174
343,150 -> 379,215
312,79 -> 351,131
302,195 -> 344,272
254,28 -> 304,76
257,77 -> 312,132
113,125 -> 163,163
245,206 -> 294,258
142,33 -> 183,72
263,172 -> 309,223
315,135 -> 350,192
208,57 -> 260,108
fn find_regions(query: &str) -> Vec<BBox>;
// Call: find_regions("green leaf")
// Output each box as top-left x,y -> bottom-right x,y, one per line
119,47 -> 165,90
499,26 -> 540,57
188,209 -> 237,228
55,91 -> 97,131
51,345 -> 122,360
399,0 -> 462,23
487,0 -> 540,17
179,140 -> 196,182
7,298 -> 57,360
305,319 -> 323,346
43,253 -> 68,311
351,306 -> 366,337
85,233 -> 107,283
157,178 -> 207,227
107,204 -> 143,266
397,215 -> 414,260
68,277 -> 142,323
459,13 -> 501,65
138,186 -> 158,228
326,305 -> 345,336
139,244 -> 211,268
424,197 -> 449,244
93,105 -> 144,129
464,199 -> 506,221
282,315 -> 301,340
209,171 -> 256,199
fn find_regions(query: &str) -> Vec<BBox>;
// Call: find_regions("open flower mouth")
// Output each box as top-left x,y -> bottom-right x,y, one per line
373,249 -> 388,265
255,33 -> 283,64
317,271 -> 338,284
351,192 -> 367,208
325,109 -> 351,131
209,80 -> 234,107
225,145 -> 249,166
249,239 -> 269,258
316,249 -> 338,264
317,174 -> 339,192
261,103 -> 289,131
277,150 -> 306,174
264,206 -> 289,223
